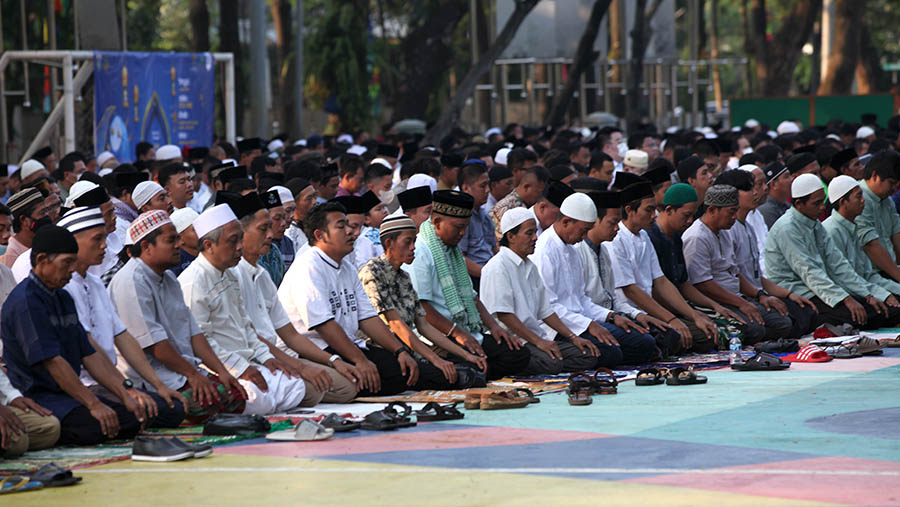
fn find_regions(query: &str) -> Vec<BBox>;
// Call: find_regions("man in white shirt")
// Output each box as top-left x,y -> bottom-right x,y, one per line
278,201 -> 419,396
481,208 -> 600,374
533,193 -> 658,366
179,201 -> 307,415
233,194 -> 358,404
58,206 -> 185,428
282,180 -> 317,254
109,210 -> 248,424
609,179 -> 718,352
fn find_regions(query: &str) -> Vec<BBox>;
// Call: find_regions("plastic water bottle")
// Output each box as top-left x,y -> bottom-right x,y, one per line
729,332 -> 743,365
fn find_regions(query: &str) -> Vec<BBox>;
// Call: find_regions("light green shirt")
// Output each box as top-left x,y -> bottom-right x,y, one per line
764,207 -> 873,308
823,210 -> 900,301
856,179 -> 900,262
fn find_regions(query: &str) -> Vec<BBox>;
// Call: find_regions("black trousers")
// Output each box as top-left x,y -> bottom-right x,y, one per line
59,397 -> 142,446
784,297 -> 820,338
480,333 -> 531,379
89,385 -> 185,429
328,345 -> 457,397
811,296 -> 900,330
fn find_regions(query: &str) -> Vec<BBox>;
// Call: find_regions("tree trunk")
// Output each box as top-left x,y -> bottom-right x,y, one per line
387,0 -> 468,123
219,0 -> 243,131
423,0 -> 541,145
189,0 -> 210,52
543,0 -> 611,126
271,0 -> 296,137
747,0 -> 822,97
625,0 -> 662,130
608,0 -> 625,117
855,22 -> 885,94
709,0 -> 723,111
817,0 -> 863,95
739,0 -> 753,95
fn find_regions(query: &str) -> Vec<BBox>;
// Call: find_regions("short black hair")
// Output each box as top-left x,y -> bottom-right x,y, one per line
364,163 -> 392,185
339,154 -> 365,179
520,164 -> 550,186
58,152 -> 84,176
714,169 -> 753,191
157,162 -> 191,188
303,201 -> 346,245
507,148 -> 537,171
136,142 -> 154,160
458,161 -> 487,188
589,150 -> 612,170
864,150 -> 900,180
406,157 -> 440,179
128,226 -> 165,258
0,203 -> 9,217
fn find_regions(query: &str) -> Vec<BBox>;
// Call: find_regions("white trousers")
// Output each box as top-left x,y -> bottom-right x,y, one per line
239,366 -> 307,415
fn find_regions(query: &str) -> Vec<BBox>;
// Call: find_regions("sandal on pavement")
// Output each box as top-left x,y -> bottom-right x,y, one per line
28,463 -> 81,488
513,388 -> 540,404
415,402 -> 465,421
665,367 -> 708,385
360,410 -> 400,431
384,402 -> 417,428
731,352 -> 791,371
480,391 -> 530,410
320,413 -> 361,432
265,418 -> 334,441
463,394 -> 482,410
591,368 -> 618,394
635,368 -> 665,386
0,475 -> 44,494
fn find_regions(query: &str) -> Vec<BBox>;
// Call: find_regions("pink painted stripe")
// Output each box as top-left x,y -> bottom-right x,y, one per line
219,426 -> 610,459
625,456 -> 900,505
786,355 -> 900,372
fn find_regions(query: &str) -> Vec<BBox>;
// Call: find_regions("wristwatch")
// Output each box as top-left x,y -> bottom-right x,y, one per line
756,289 -> 770,300
123,378 -> 134,390
394,345 -> 412,358
327,354 -> 341,367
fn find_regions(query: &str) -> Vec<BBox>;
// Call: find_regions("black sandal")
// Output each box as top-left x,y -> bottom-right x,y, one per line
361,410 -> 400,431
665,367 -> 708,385
320,413 -> 361,432
731,352 -> 791,371
513,388 -> 540,404
414,402 -> 465,421
591,368 -> 618,394
635,368 -> 665,386
384,402 -> 417,428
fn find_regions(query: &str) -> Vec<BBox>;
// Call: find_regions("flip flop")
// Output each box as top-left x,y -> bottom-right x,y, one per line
414,402 -> 465,421
265,418 -> 335,441
480,391 -> 530,410
360,409 -> 400,431
0,475 -> 44,494
731,352 -> 791,371
823,343 -> 863,359
320,413 -> 361,432
665,367 -> 708,385
591,368 -> 618,394
856,336 -> 886,355
28,462 -> 81,488
635,367 -> 665,386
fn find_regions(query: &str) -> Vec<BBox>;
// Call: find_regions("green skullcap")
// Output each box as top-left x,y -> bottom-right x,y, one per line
663,183 -> 698,207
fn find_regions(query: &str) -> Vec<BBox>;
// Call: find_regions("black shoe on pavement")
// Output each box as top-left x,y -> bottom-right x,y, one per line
131,436 -> 195,462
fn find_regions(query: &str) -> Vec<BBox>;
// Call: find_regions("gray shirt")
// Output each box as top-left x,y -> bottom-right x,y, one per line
729,219 -> 762,290
108,257 -> 204,392
758,196 -> 791,230
682,219 -> 742,295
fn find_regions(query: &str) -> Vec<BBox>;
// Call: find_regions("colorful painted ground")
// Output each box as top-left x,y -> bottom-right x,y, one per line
7,348 -> 900,506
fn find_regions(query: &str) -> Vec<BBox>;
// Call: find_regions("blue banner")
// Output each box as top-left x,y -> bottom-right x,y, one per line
94,52 -> 215,163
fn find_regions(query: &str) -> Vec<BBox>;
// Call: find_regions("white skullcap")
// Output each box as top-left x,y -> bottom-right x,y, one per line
6,164 -> 18,177
132,181 -> 165,210
484,127 -> 501,138
500,207 -> 535,235
269,185 -> 294,204
742,147 -> 754,155
294,139 -> 307,147
624,149 -> 649,169
370,158 -> 392,170
407,173 -> 438,193
827,175 -> 859,204
791,173 -> 824,199
766,130 -> 778,139
738,164 -> 760,173
856,126 -> 875,139
20,159 -> 45,180
337,134 -> 354,144
267,139 -> 285,152
222,158 -> 237,166
64,180 -> 100,208
98,168 -> 113,177
57,206 -> 106,234
744,119 -> 760,128
731,126 -> 741,132
193,203 -> 237,238
347,145 -> 367,156
96,151 -> 115,167
704,133 -> 719,139
776,121 -> 800,135
826,133 -> 841,142
665,126 -> 679,134
170,207 -> 199,234
560,192 -> 597,223
156,144 -> 181,160
494,147 -> 511,166
580,127 -> 592,139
